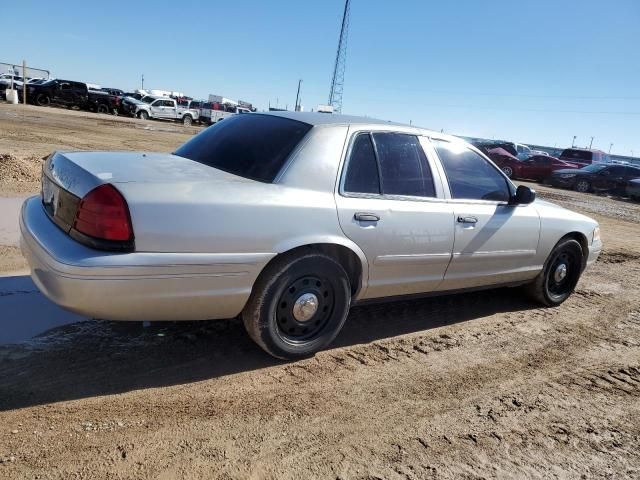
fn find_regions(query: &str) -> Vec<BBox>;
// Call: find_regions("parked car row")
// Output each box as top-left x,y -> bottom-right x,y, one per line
474,141 -> 640,201
8,78 -> 251,127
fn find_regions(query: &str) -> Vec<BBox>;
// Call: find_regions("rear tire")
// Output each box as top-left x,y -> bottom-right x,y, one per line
35,94 -> 50,107
574,179 -> 590,193
524,238 -> 584,306
96,103 -> 109,114
242,252 -> 351,360
502,166 -> 514,178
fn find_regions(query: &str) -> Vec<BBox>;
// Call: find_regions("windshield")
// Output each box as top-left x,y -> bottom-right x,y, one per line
141,96 -> 156,104
581,164 -> 608,173
174,114 -> 312,182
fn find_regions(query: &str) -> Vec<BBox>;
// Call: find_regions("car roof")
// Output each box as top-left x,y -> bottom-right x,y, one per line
257,111 -> 454,140
561,147 -> 606,154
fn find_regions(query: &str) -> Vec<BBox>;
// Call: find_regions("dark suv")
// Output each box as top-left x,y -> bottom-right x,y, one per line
20,79 -> 113,113
559,148 -> 610,166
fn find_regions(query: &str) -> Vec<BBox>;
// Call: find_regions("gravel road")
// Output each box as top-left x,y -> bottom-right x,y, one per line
0,104 -> 639,479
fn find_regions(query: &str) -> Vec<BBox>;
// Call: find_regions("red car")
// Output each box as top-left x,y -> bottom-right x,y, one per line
486,148 -> 580,182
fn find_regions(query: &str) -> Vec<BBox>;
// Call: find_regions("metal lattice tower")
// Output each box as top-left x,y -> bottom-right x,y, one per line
328,0 -> 351,113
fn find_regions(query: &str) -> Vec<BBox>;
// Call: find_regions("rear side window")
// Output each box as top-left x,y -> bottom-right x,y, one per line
433,141 -> 511,202
344,134 -> 380,194
373,133 -> 435,197
174,114 -> 312,182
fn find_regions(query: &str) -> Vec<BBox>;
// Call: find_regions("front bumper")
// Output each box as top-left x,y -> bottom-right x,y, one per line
20,197 -> 273,321
586,241 -> 602,267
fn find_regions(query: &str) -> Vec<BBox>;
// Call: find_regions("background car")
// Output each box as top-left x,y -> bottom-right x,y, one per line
512,155 -> 580,182
548,163 -> 640,194
559,148 -> 611,166
626,178 -> 640,201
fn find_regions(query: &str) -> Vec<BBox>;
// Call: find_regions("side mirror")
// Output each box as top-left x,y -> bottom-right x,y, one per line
510,185 -> 536,205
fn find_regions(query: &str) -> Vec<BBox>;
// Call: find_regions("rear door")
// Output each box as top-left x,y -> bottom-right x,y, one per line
430,140 -> 541,291
55,81 -> 73,104
149,99 -> 166,118
335,130 -> 455,299
163,100 -> 178,119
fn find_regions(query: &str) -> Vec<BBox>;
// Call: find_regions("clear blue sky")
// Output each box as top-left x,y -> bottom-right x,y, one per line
4,0 -> 639,156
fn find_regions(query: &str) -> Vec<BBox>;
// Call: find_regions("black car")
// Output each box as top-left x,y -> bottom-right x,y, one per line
20,79 -> 113,113
626,178 -> 640,201
548,163 -> 640,194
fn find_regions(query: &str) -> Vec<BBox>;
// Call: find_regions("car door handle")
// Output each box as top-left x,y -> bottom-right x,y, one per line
354,212 -> 380,222
457,216 -> 478,224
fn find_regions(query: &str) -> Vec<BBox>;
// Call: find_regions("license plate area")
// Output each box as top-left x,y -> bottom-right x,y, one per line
41,174 -> 80,232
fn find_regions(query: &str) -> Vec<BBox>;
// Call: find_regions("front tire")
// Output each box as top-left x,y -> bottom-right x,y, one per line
183,115 -> 193,126
242,252 -> 351,360
525,238 -> 584,306
96,103 -> 109,114
138,110 -> 149,120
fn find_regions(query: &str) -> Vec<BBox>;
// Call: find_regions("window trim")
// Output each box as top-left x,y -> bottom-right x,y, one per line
429,138 -> 516,205
339,130 -> 445,202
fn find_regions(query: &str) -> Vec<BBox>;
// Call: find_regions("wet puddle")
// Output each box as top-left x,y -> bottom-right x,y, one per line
0,195 -> 30,246
0,275 -> 86,345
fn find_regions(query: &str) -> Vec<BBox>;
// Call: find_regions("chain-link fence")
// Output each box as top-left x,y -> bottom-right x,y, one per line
0,63 -> 50,80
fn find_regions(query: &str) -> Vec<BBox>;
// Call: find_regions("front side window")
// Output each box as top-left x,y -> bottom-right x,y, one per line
175,114 -> 312,183
344,134 -> 380,194
433,141 -> 512,202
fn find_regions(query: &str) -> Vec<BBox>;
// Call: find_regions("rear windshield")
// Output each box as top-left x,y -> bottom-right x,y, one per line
174,114 -> 312,182
560,149 -> 592,161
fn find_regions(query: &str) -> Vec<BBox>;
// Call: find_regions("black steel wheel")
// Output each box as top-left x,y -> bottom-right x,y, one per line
242,252 -> 351,359
275,275 -> 334,342
525,238 -> 583,306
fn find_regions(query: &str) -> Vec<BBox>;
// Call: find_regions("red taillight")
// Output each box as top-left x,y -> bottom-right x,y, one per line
73,184 -> 133,242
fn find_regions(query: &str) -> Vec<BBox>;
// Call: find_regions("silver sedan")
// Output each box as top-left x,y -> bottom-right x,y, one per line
20,112 -> 602,359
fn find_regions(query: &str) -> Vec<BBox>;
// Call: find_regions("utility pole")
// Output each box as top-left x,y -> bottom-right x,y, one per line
141,74 -> 144,90
22,60 -> 27,105
589,136 -> 594,149
572,135 -> 577,147
609,143 -> 613,154
294,79 -> 303,112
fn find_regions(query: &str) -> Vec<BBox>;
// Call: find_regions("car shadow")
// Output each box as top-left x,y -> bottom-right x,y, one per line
0,281 -> 538,411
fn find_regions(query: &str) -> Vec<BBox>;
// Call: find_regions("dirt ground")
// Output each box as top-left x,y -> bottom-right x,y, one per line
0,104 -> 639,479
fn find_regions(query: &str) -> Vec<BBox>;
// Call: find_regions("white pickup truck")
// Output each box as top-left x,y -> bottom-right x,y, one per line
135,97 -> 199,125
199,102 -> 252,125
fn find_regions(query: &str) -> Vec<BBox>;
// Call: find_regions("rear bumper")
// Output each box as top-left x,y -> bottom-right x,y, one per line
20,197 -> 274,321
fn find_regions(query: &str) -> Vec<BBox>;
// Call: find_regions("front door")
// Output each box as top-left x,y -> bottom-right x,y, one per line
430,140 -> 541,291
335,131 -> 455,299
